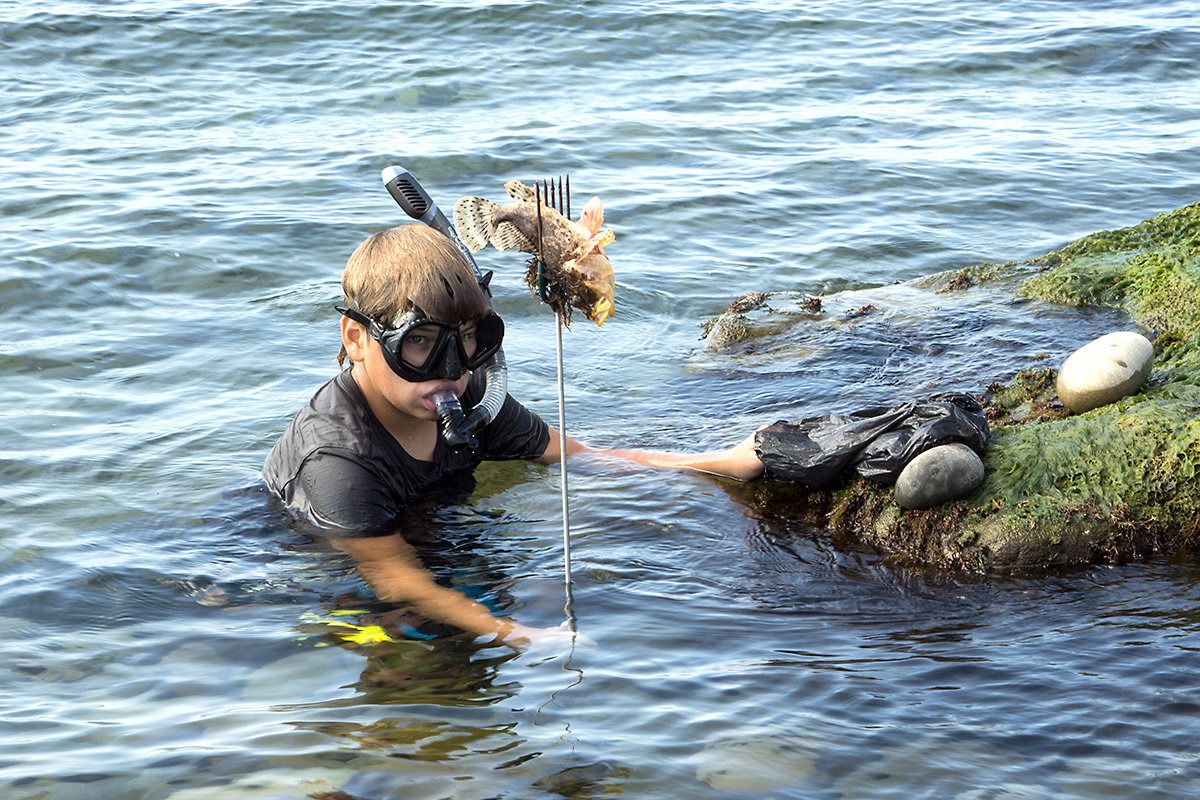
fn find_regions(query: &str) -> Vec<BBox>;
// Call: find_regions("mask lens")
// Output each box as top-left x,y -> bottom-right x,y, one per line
367,312 -> 503,381
398,322 -> 450,372
464,313 -> 504,369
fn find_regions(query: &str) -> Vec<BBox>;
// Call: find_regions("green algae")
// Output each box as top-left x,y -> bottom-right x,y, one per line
912,260 -> 1024,293
845,201 -> 1200,571
982,367 -> 1071,426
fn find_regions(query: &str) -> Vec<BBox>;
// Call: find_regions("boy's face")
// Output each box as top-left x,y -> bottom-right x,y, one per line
342,317 -> 472,424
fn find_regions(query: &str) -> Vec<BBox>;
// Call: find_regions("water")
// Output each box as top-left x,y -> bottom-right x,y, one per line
2,1 -> 1199,797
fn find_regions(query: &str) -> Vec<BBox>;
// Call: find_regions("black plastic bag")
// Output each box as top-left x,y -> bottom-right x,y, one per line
754,391 -> 989,488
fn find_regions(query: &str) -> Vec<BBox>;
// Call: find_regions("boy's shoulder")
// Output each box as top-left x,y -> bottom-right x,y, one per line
262,371 -> 387,491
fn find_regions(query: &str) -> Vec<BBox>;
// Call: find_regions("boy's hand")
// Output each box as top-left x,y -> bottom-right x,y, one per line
721,427 -> 767,481
504,621 -> 596,652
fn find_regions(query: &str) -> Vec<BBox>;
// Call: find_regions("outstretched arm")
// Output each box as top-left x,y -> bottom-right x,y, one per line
536,427 -> 765,482
332,533 -> 560,649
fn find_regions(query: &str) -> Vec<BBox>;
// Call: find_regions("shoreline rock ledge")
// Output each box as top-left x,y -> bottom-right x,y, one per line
737,201 -> 1200,572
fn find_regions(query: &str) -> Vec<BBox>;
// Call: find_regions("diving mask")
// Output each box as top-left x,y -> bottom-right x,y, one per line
337,305 -> 505,383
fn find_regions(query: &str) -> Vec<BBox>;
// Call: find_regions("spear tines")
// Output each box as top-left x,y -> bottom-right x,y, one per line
533,175 -> 571,273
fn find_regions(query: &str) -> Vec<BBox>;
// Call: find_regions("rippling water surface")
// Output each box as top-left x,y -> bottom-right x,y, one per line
3,1 -> 1200,797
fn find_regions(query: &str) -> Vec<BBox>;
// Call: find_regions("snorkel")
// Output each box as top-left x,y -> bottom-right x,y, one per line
381,166 -> 509,450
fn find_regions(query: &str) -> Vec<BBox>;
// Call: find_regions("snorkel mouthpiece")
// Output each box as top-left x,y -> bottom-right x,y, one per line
430,390 -> 478,450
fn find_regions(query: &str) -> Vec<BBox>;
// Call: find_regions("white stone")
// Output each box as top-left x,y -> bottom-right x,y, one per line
696,734 -> 818,792
895,443 -> 985,510
163,767 -> 358,800
1055,331 -> 1154,413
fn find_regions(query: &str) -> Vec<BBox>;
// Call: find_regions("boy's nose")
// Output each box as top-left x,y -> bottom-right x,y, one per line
431,338 -> 466,380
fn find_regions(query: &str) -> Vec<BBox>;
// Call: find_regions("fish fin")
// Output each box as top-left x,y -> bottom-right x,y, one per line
578,196 -> 604,235
504,180 -> 538,203
453,196 -> 497,253
490,221 -> 534,252
589,227 -> 616,252
592,297 -> 614,326
576,228 -> 615,259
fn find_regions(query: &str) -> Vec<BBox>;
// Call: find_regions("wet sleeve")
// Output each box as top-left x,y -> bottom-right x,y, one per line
477,394 -> 551,461
294,453 -> 400,535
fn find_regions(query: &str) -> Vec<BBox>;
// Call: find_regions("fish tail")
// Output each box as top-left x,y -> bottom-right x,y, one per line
453,196 -> 498,253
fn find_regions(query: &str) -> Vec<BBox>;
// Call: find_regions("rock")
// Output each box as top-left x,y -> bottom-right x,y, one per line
894,443 -> 985,510
696,733 -> 819,792
702,310 -> 749,349
1055,331 -> 1154,413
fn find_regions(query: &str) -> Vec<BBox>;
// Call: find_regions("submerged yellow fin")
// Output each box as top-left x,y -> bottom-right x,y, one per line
299,611 -> 397,646
336,624 -> 394,646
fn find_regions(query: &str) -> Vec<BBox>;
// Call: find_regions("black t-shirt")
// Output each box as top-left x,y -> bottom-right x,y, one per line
263,369 -> 550,534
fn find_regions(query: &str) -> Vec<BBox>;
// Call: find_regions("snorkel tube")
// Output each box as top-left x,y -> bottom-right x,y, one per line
381,166 -> 509,449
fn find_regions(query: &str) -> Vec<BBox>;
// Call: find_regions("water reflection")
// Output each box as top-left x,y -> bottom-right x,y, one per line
188,487 -> 624,799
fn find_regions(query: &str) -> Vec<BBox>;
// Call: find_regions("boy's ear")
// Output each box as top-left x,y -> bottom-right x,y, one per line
341,316 -> 369,363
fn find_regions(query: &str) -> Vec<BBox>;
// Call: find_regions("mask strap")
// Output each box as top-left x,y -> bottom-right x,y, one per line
335,304 -> 373,328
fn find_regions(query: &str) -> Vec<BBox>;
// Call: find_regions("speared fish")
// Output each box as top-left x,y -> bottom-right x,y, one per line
453,178 -> 616,326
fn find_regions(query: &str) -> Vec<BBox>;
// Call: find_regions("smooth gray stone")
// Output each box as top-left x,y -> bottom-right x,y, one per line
895,443 -> 985,510
1056,331 -> 1154,413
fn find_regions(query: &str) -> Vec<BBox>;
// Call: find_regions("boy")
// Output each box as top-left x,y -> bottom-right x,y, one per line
264,224 -> 764,647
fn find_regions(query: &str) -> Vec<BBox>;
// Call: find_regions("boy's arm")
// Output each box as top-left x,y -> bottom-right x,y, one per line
332,533 -> 560,649
535,427 -> 765,482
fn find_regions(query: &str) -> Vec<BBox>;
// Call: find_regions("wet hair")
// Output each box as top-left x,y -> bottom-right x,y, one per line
337,225 -> 491,367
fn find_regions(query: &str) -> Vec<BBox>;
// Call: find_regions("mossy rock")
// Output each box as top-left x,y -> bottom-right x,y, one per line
753,202 -> 1200,572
